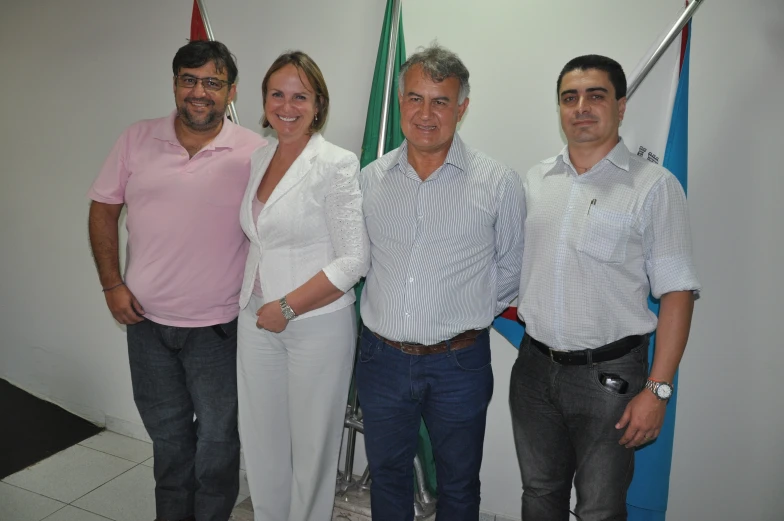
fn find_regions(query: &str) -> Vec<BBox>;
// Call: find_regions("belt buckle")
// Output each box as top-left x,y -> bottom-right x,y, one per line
549,348 -> 570,364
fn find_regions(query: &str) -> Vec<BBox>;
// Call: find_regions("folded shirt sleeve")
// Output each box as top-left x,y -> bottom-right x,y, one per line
643,174 -> 701,298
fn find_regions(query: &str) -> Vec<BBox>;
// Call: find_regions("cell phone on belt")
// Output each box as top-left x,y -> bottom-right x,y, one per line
599,373 -> 629,394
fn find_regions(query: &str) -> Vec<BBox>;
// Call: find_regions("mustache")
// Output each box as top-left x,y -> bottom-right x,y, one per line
185,97 -> 214,105
574,114 -> 598,121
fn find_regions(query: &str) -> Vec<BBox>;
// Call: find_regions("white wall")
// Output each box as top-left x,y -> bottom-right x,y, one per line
1,1 -> 781,520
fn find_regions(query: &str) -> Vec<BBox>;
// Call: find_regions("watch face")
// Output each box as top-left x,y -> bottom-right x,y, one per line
657,383 -> 673,399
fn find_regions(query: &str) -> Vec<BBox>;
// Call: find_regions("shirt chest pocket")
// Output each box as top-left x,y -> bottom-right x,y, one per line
576,207 -> 632,264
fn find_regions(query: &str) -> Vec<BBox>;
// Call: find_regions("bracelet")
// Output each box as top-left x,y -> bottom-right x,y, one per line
102,282 -> 125,293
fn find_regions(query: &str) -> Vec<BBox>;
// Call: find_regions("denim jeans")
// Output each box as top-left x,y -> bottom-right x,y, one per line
509,334 -> 649,521
127,318 -> 240,521
355,327 -> 494,521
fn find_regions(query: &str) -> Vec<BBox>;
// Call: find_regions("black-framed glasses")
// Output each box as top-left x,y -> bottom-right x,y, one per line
175,74 -> 231,92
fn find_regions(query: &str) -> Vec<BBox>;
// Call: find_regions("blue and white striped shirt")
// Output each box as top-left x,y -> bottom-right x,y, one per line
359,134 -> 525,344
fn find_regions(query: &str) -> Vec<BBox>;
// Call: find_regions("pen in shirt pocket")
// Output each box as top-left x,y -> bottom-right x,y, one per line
587,198 -> 597,215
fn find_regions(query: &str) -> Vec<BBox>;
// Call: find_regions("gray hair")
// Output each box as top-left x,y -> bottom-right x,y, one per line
398,44 -> 470,104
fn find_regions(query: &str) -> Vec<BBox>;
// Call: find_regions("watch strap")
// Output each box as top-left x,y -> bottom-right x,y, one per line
645,379 -> 672,401
279,296 -> 298,321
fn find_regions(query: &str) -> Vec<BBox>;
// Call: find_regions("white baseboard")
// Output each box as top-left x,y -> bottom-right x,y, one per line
105,415 -> 152,443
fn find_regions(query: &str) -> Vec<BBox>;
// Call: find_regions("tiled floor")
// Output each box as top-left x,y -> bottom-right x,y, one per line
0,431 -> 250,521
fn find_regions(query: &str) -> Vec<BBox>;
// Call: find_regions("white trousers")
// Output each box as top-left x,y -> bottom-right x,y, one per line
237,295 -> 355,521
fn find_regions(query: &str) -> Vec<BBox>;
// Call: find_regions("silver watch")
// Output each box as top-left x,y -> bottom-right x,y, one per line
279,296 -> 298,321
645,379 -> 673,401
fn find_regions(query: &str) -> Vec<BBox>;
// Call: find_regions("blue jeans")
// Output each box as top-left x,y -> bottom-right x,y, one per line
356,327 -> 494,521
127,318 -> 240,521
509,334 -> 649,521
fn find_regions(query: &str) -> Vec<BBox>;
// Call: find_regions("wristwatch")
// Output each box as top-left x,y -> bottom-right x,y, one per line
645,379 -> 673,401
279,296 -> 298,321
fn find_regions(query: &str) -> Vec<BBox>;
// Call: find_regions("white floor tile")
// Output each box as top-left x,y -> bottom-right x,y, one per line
0,482 -> 66,521
42,505 -> 112,521
235,493 -> 250,507
140,456 -> 153,468
2,445 -> 136,503
78,431 -> 153,464
73,464 -> 156,521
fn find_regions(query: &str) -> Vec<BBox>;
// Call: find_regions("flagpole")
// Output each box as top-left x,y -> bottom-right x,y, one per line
627,0 -> 704,100
344,0 -> 402,486
376,0 -> 402,159
195,0 -> 240,124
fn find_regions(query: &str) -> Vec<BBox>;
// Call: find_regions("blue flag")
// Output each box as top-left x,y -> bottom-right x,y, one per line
626,21 -> 692,521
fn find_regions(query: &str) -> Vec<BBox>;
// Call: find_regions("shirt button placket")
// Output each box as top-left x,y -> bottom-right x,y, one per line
403,181 -> 426,338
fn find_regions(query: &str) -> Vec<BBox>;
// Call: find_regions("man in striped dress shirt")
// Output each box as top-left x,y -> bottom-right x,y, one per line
510,55 -> 700,521
356,44 -> 525,521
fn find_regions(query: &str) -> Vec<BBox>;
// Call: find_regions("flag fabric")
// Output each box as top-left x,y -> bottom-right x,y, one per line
358,0 -> 406,169
356,0 -> 439,498
492,306 -> 525,348
491,14 -> 693,521
623,20 -> 692,521
190,0 -> 208,41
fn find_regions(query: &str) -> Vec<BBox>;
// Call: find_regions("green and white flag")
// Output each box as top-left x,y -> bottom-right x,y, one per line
359,0 -> 406,168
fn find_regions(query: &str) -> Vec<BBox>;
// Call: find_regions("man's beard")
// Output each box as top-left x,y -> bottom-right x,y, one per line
177,96 -> 225,131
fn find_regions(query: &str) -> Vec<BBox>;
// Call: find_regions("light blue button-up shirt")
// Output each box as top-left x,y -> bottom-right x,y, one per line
519,139 -> 701,350
359,134 -> 525,345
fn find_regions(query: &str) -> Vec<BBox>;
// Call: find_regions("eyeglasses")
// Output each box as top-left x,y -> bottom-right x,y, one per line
175,74 -> 231,92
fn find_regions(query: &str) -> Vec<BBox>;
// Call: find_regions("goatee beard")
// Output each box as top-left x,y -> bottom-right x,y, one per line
177,105 -> 222,132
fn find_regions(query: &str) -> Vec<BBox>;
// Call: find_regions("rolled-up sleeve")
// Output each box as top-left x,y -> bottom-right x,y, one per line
494,168 -> 526,314
323,154 -> 370,292
643,174 -> 701,298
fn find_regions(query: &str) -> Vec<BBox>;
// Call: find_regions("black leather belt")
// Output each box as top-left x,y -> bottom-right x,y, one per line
527,333 -> 648,365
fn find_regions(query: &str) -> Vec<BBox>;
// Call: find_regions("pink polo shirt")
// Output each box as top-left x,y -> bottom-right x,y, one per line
88,111 -> 266,327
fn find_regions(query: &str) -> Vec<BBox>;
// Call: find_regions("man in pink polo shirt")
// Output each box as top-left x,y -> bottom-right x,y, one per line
87,41 -> 265,521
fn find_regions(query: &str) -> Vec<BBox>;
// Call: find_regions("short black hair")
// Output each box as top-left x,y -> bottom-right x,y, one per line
556,55 -> 626,100
172,40 -> 238,85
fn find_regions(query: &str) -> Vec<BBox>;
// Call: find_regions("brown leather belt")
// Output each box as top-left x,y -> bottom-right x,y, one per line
372,328 -> 487,355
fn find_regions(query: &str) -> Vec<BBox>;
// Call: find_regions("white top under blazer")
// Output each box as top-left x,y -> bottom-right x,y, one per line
239,132 -> 370,320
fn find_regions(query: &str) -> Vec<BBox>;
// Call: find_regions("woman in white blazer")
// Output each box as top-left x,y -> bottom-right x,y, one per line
236,51 -> 369,521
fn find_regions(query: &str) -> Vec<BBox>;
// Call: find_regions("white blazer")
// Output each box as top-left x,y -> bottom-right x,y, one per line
239,133 -> 369,320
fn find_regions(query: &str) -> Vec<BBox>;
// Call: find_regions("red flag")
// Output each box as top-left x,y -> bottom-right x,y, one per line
499,307 -> 518,321
190,0 -> 208,41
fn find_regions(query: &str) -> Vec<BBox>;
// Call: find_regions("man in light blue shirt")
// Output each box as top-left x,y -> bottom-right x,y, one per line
356,44 -> 524,521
